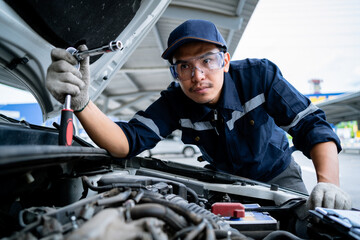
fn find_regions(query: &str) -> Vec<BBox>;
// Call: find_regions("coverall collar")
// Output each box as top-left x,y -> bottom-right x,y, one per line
216,72 -> 244,112
187,72 -> 244,122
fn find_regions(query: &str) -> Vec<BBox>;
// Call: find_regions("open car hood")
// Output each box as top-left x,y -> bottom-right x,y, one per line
0,0 -> 170,120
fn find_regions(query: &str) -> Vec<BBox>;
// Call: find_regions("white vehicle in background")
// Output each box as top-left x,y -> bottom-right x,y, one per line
141,134 -> 200,158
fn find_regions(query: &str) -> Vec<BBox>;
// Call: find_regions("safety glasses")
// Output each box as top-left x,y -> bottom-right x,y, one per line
170,52 -> 225,81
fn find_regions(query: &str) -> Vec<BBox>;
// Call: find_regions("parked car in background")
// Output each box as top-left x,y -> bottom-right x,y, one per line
140,134 -> 200,158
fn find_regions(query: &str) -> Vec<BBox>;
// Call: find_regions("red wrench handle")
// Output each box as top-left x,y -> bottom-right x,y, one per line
59,108 -> 74,146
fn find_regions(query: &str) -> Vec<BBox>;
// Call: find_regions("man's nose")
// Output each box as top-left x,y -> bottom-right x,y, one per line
191,66 -> 204,81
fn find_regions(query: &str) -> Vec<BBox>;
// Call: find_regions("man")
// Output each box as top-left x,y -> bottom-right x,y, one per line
46,19 -> 351,210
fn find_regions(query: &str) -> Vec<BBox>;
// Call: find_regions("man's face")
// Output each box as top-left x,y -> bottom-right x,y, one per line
172,42 -> 230,105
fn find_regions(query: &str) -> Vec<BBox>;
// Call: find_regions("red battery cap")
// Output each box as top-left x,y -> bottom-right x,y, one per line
211,202 -> 245,218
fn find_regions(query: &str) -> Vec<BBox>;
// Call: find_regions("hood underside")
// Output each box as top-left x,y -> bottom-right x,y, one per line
0,0 -> 170,120
5,0 -> 141,50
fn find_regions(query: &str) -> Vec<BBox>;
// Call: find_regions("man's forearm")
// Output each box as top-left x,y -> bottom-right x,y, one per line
310,141 -> 340,186
75,101 -> 130,158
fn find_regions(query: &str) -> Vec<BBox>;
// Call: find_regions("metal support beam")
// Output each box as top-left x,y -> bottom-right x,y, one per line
226,29 -> 235,47
153,24 -> 165,54
236,0 -> 247,16
119,67 -> 169,74
162,5 -> 243,30
108,91 -> 161,101
152,23 -> 173,80
171,1 -> 237,16
107,92 -> 157,116
103,96 -> 110,113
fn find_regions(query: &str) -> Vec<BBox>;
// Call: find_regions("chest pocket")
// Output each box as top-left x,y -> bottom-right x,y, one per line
181,125 -> 219,147
181,128 -> 200,145
234,107 -> 269,136
230,108 -> 271,158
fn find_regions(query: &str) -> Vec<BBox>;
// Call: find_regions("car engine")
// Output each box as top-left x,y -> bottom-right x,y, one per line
1,144 -> 315,240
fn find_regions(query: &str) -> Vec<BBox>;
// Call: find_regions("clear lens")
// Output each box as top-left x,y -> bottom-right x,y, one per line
171,52 -> 224,81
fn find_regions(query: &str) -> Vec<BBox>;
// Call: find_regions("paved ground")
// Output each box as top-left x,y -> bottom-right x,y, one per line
293,150 -> 360,209
150,151 -> 360,209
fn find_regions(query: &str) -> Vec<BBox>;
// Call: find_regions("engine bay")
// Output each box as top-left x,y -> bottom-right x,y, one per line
0,119 -> 358,240
3,145 -> 353,240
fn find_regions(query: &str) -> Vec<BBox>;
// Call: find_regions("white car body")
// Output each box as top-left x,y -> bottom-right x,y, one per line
143,135 -> 200,158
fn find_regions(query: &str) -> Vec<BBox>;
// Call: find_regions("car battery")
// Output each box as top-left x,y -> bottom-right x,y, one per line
211,202 -> 245,218
211,203 -> 278,232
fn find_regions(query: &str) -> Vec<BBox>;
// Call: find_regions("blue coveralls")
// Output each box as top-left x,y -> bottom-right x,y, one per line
117,58 -> 341,182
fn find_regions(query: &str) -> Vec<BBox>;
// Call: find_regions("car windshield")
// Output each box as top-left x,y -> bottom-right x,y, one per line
0,84 -> 38,121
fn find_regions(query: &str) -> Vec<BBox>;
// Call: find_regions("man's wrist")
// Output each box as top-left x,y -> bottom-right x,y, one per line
74,99 -> 90,113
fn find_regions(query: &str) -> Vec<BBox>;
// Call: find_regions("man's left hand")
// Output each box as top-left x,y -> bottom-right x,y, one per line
307,182 -> 352,210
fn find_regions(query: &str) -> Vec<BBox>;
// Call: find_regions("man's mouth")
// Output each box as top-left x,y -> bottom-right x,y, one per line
189,83 -> 212,93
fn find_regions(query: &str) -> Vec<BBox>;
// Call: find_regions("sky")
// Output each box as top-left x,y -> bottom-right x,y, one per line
232,0 -> 360,95
0,85 -> 36,104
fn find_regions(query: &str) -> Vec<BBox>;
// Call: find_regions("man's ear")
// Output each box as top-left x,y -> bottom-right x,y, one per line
223,52 -> 231,72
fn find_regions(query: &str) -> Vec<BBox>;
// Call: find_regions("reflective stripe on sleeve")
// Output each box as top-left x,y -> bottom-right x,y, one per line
133,114 -> 164,140
280,103 -> 319,132
180,119 -> 214,131
227,93 -> 265,130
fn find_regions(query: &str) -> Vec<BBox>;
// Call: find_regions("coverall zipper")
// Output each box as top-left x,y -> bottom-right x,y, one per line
213,109 -> 219,135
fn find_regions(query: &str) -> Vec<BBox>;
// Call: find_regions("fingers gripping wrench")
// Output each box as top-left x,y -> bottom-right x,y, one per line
59,40 -> 123,146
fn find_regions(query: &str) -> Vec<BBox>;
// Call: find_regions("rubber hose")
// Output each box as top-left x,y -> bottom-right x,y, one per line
167,194 -> 240,235
214,229 -> 249,240
263,230 -> 304,240
184,220 -> 206,240
130,203 -> 187,230
141,196 -> 202,224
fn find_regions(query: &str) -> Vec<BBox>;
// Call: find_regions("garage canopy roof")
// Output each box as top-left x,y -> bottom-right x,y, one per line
95,0 -> 259,121
316,91 -> 360,125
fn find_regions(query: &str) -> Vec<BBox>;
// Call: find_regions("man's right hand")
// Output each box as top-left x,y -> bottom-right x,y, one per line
307,182 -> 352,210
46,45 -> 130,157
46,45 -> 90,111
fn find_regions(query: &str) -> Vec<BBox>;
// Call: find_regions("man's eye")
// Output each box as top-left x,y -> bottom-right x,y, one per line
203,58 -> 211,64
180,64 -> 190,69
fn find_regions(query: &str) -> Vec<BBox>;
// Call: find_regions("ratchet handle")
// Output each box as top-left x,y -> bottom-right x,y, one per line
60,40 -> 122,146
59,108 -> 74,146
59,94 -> 73,146
66,40 -> 123,62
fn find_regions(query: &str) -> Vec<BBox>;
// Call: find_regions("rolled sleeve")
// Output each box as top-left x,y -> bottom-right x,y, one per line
262,59 -> 341,158
115,93 -> 179,158
290,110 -> 342,158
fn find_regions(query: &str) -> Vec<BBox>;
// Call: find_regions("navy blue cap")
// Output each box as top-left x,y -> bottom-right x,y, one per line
162,19 -> 227,63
